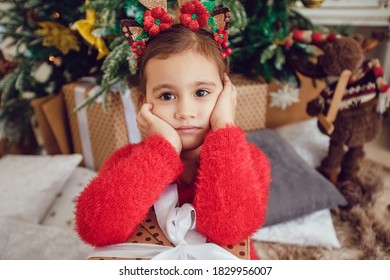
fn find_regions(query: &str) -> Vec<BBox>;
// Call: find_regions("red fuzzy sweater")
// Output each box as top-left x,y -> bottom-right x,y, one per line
75,126 -> 270,259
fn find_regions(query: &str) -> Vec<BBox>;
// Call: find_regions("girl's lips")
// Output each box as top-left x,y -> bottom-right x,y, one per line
175,126 -> 202,134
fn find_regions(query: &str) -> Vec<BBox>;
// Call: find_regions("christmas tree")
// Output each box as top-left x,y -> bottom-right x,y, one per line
231,0 -> 318,83
0,0 -> 320,149
0,0 -> 104,148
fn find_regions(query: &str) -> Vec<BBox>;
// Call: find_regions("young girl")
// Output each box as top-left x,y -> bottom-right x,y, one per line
75,1 -> 270,260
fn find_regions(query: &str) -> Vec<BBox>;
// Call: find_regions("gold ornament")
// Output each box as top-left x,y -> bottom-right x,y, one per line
35,21 -> 80,55
73,9 -> 110,60
51,12 -> 60,19
49,55 -> 62,66
301,0 -> 324,8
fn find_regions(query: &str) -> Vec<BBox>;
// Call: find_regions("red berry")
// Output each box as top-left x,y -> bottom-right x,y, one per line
222,41 -> 229,49
225,48 -> 232,55
293,30 -> 304,41
284,38 -> 293,48
221,52 -> 227,59
327,34 -> 337,42
311,32 -> 323,45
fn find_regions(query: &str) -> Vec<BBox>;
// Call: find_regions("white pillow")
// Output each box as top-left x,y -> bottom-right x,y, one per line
42,167 -> 97,228
252,209 -> 341,248
0,219 -> 92,260
0,154 -> 82,223
275,118 -> 329,168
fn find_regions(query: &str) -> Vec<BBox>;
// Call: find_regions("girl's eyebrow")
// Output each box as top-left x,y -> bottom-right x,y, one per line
152,80 -> 217,93
152,84 -> 176,93
192,80 -> 217,87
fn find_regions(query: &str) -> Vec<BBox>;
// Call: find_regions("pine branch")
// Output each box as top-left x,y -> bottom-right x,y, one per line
101,39 -> 132,85
0,59 -> 36,107
73,39 -> 133,112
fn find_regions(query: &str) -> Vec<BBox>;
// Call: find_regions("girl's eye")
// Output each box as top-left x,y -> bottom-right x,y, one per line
160,92 -> 175,100
195,90 -> 210,97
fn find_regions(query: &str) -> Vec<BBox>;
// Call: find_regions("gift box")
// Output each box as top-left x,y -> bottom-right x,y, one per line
62,80 -> 141,170
88,207 -> 250,260
233,76 -> 267,132
266,73 -> 326,128
31,94 -> 72,155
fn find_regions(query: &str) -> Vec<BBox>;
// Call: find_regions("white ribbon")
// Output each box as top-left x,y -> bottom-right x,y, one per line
73,78 -> 141,169
120,87 -> 141,144
88,184 -> 239,260
75,80 -> 95,170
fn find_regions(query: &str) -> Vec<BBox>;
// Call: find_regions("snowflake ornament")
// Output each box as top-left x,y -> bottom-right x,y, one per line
269,84 -> 300,110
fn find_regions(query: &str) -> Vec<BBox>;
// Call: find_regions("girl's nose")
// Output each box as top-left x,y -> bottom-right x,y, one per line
174,98 -> 196,119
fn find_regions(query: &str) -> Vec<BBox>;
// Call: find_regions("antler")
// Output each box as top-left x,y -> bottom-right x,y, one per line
138,0 -> 167,10
177,0 -> 193,6
121,19 -> 144,43
211,7 -> 230,30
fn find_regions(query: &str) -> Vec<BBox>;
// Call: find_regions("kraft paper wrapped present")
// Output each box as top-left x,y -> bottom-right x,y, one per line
31,94 -> 72,155
233,76 -> 267,132
88,208 -> 250,260
88,184 -> 250,260
62,79 -> 141,170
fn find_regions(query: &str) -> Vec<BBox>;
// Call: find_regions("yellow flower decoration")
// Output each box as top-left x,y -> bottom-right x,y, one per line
35,21 -> 80,55
73,9 -> 109,60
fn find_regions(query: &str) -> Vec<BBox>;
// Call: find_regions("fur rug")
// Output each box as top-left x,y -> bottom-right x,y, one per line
254,159 -> 390,260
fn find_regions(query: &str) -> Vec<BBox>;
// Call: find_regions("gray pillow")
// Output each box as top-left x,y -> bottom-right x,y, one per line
247,129 -> 347,226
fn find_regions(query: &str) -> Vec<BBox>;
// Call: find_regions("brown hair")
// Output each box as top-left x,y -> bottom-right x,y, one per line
138,24 -> 229,96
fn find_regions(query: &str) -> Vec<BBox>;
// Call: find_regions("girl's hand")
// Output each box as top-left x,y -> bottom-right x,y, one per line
137,103 -> 182,153
210,73 -> 237,131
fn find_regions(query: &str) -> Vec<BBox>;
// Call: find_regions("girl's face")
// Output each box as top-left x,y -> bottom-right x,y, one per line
145,50 -> 223,152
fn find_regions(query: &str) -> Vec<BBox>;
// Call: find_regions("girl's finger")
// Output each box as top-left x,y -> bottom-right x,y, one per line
139,103 -> 154,123
136,118 -> 146,129
136,110 -> 145,125
223,73 -> 231,84
139,103 -> 153,115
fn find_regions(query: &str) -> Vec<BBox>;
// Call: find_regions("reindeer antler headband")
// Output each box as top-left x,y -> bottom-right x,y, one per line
121,0 -> 231,66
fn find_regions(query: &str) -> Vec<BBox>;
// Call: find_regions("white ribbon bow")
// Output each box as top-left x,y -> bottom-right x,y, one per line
88,184 -> 239,260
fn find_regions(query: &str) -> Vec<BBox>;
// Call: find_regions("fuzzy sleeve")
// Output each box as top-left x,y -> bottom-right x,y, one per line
194,126 -> 270,246
75,135 -> 183,247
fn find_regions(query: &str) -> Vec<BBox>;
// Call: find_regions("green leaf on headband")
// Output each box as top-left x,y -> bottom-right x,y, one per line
203,1 -> 216,13
135,15 -> 144,26
135,31 -> 148,41
208,16 -> 216,26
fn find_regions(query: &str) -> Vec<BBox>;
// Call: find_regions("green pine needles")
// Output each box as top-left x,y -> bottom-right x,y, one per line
74,38 -> 134,112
